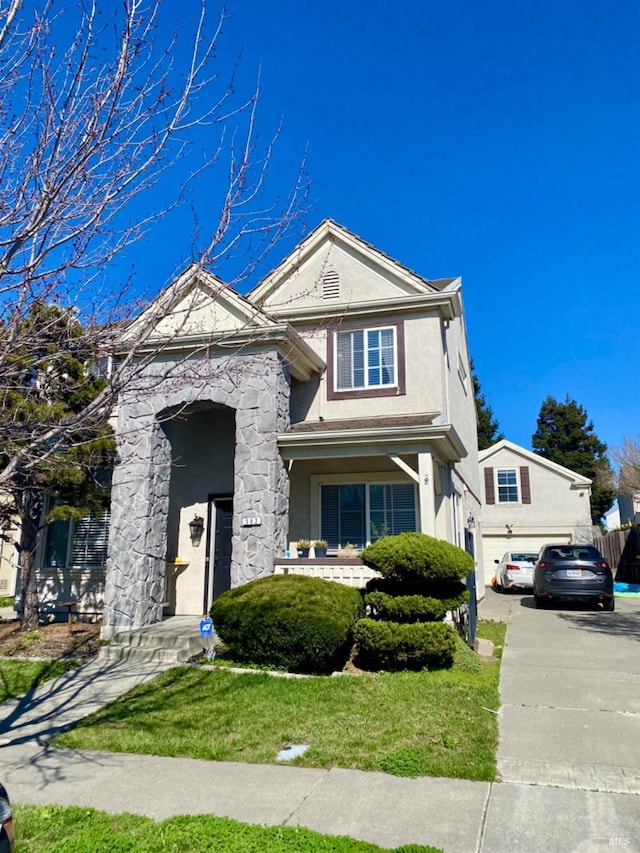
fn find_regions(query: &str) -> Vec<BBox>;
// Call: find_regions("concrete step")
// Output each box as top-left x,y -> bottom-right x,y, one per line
98,642 -> 203,664
107,630 -> 201,651
98,617 -> 206,665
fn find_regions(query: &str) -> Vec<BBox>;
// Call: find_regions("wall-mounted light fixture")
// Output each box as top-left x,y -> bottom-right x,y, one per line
505,523 -> 513,535
467,513 -> 475,529
189,515 -> 205,544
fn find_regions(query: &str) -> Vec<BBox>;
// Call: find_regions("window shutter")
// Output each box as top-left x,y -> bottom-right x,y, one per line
484,467 -> 495,504
520,467 -> 531,504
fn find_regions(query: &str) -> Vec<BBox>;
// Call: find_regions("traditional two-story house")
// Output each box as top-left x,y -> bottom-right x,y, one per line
94,220 -> 481,638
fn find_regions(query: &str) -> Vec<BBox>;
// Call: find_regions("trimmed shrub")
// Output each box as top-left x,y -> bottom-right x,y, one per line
353,618 -> 457,671
211,574 -> 363,675
365,591 -> 448,623
360,532 -> 474,583
366,577 -> 470,611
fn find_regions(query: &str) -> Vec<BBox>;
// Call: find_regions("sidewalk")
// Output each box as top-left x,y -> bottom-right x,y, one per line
1,597 -> 639,852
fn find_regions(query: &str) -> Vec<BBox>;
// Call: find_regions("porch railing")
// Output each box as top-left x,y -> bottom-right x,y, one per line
273,557 -> 379,589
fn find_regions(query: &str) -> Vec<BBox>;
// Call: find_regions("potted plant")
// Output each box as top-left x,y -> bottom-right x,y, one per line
337,542 -> 359,558
313,539 -> 328,558
296,539 -> 311,558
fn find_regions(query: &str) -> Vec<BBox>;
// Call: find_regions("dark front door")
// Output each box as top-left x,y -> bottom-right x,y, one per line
205,496 -> 233,612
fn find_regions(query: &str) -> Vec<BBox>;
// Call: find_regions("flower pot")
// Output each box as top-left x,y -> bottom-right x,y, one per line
297,548 -> 309,558
337,548 -> 359,559
314,547 -> 327,559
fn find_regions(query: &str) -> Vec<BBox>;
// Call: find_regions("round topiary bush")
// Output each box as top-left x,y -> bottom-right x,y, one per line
210,574 -> 364,674
353,618 -> 457,671
361,532 -> 473,583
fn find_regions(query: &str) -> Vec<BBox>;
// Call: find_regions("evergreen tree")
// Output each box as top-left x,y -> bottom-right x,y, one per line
532,395 -> 615,524
471,360 -> 503,450
0,304 -> 114,630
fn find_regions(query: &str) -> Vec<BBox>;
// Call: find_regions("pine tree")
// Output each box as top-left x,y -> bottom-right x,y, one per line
471,361 -> 503,450
0,304 -> 114,630
532,395 -> 615,524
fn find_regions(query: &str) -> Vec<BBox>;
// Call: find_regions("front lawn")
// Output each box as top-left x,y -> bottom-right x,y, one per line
13,804 -> 443,852
54,624 -> 504,782
0,659 -> 79,703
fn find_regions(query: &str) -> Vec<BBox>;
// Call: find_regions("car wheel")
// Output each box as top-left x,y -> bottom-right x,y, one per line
603,597 -> 615,612
534,591 -> 547,609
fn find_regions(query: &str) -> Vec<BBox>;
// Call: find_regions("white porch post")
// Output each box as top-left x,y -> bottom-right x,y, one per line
418,451 -> 436,537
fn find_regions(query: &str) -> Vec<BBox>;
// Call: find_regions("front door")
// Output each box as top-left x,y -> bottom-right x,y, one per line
204,496 -> 233,612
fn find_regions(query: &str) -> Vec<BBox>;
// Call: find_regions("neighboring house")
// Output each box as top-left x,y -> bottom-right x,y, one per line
618,493 -> 640,526
479,439 -> 593,585
0,521 -> 18,600
100,219 -> 481,638
603,503 -> 621,532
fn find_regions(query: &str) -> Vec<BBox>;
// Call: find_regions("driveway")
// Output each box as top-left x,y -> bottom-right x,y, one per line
480,588 -> 640,794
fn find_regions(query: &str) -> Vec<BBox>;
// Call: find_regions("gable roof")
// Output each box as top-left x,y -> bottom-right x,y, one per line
248,219 -> 462,321
478,439 -> 592,487
119,263 -> 325,380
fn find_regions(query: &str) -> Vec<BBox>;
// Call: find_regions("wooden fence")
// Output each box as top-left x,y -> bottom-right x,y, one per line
593,525 -> 640,583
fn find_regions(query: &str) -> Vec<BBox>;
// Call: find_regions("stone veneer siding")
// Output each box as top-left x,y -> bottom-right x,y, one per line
101,349 -> 290,639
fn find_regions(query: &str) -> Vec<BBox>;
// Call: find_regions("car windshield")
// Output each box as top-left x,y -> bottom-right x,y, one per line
544,546 -> 602,561
512,553 -> 537,562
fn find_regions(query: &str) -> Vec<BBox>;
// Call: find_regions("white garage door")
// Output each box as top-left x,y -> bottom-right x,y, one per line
482,535 -> 571,586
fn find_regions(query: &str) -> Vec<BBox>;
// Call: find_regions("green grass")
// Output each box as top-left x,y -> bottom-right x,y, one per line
476,619 -> 507,659
0,659 -> 79,703
13,804 -> 443,852
54,639 -> 502,781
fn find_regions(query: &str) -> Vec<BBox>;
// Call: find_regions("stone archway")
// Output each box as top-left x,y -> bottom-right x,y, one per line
101,349 -> 290,639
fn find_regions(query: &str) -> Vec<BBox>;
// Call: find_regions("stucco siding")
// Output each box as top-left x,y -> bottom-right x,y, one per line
479,441 -> 593,587
258,238 -> 424,313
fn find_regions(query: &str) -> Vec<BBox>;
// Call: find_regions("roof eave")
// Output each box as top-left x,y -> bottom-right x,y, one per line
278,423 -> 467,462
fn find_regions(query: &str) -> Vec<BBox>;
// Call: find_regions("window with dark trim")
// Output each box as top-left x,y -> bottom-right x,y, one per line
327,321 -> 406,400
320,482 -> 417,550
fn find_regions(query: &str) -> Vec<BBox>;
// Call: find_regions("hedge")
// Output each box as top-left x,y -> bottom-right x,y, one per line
360,532 -> 473,583
211,574 -> 363,674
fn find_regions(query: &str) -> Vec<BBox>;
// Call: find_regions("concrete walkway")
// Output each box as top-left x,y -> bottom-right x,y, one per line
2,595 -> 640,852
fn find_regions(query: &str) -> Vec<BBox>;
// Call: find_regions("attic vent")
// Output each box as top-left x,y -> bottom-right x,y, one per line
322,270 -> 340,299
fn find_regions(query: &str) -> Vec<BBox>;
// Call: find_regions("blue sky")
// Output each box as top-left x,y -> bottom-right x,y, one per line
131,1 -> 640,455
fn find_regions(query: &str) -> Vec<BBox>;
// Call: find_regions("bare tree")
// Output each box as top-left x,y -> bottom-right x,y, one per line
0,0 -> 308,627
606,435 -> 640,498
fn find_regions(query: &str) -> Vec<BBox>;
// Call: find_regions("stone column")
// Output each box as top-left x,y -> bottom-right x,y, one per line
101,405 -> 172,639
231,353 -> 290,585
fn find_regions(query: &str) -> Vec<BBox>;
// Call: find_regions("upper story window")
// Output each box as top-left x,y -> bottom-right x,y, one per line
497,468 -> 518,503
336,326 -> 396,391
484,465 -> 531,506
327,321 -> 406,400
